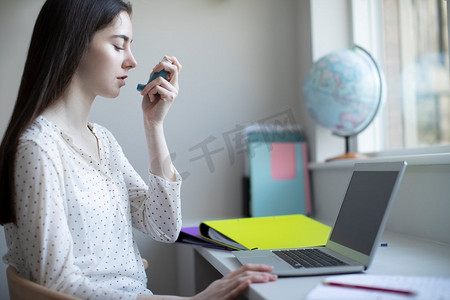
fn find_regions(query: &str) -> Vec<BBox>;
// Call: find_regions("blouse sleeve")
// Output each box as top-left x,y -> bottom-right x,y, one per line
129,172 -> 183,243
13,141 -> 138,300
107,131 -> 182,243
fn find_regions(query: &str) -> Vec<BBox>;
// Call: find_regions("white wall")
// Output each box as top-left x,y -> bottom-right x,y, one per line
0,0 -> 303,297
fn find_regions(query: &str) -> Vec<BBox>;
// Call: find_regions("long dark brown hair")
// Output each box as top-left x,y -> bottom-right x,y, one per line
0,0 -> 132,225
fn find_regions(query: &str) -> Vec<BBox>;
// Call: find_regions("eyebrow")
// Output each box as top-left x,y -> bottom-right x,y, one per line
111,34 -> 133,43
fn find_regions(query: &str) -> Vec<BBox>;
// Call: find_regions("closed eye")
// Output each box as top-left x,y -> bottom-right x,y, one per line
114,45 -> 125,51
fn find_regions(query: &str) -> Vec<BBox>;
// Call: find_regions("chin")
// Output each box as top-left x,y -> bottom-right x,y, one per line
101,89 -> 121,99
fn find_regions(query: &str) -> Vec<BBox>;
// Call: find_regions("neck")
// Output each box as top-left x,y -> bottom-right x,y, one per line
42,80 -> 95,137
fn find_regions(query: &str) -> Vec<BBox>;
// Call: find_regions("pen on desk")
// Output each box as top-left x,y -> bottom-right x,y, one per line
322,281 -> 416,296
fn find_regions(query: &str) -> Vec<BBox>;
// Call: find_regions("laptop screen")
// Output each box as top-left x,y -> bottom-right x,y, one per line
329,170 -> 399,255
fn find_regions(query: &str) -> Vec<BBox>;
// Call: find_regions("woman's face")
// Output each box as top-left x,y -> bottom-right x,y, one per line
75,11 -> 137,99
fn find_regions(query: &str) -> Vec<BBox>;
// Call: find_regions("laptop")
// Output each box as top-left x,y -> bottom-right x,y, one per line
233,161 -> 407,277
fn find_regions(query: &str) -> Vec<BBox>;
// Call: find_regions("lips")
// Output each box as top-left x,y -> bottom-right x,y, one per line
117,75 -> 128,86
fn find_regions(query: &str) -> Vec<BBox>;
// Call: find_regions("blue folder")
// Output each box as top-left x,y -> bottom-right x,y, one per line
247,130 -> 311,217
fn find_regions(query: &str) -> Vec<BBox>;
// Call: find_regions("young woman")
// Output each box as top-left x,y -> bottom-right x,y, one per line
0,0 -> 277,299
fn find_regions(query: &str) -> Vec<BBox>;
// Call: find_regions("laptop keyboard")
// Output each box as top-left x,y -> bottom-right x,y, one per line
273,248 -> 348,269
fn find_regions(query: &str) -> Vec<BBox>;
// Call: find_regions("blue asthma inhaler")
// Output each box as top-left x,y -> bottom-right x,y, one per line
136,56 -> 172,92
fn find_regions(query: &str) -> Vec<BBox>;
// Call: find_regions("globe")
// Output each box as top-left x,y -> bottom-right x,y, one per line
303,46 -> 385,158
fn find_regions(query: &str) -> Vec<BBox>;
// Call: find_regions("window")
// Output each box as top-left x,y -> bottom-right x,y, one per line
354,0 -> 449,153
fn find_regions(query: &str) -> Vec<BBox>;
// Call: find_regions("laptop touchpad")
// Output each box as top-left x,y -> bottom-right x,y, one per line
239,256 -> 286,267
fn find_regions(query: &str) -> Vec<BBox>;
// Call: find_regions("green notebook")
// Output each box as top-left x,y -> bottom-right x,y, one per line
199,214 -> 331,251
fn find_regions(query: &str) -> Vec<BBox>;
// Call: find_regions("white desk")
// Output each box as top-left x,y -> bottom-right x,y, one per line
192,231 -> 450,300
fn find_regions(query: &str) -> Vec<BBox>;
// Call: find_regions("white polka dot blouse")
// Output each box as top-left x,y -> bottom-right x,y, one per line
3,116 -> 182,299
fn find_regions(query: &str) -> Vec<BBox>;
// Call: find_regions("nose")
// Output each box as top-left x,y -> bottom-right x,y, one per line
124,49 -> 137,70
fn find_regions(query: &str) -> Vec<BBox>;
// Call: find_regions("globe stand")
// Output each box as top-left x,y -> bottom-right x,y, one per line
325,135 -> 367,162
